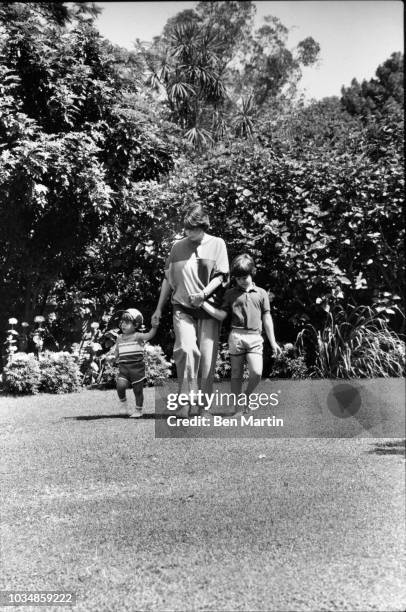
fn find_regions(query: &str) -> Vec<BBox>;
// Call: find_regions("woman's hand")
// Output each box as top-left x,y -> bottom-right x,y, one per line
189,292 -> 205,307
151,309 -> 162,326
271,342 -> 282,357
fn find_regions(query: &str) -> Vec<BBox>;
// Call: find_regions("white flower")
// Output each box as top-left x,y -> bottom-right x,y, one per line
21,322 -> 29,328
7,329 -> 19,336
34,315 -> 45,323
8,318 -> 18,325
91,342 -> 102,352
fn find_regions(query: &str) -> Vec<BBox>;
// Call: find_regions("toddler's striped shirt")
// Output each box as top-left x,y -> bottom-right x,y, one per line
114,333 -> 144,363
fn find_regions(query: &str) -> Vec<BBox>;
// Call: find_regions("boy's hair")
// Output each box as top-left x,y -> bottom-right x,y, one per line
183,203 -> 210,231
231,253 -> 256,277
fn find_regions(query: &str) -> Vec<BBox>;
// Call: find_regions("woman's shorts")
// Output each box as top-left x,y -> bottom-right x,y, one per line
228,329 -> 264,356
117,359 -> 146,386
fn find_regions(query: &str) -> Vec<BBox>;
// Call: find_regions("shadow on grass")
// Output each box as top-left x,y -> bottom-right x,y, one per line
368,440 -> 405,456
64,413 -> 169,421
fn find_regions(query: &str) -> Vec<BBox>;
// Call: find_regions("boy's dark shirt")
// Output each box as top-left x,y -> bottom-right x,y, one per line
221,283 -> 271,333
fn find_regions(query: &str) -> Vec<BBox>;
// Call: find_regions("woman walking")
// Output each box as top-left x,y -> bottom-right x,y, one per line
152,204 -> 229,416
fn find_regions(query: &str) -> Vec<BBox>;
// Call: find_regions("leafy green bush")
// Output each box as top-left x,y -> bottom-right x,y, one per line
2,353 -> 42,394
298,305 -> 405,378
268,343 -> 309,379
39,352 -> 82,393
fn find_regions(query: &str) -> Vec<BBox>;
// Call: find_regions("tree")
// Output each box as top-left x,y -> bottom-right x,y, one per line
137,1 -> 320,145
0,3 -> 175,328
341,52 -> 403,119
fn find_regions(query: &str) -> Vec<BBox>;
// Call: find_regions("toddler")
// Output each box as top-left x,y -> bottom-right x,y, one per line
113,308 -> 158,417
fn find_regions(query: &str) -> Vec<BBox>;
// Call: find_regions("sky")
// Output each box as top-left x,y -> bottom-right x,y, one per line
94,1 -> 404,100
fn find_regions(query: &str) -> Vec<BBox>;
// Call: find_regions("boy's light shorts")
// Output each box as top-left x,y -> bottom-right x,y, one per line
117,359 -> 146,386
228,329 -> 264,356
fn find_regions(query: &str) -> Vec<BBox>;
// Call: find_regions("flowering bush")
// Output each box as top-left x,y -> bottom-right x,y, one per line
144,344 -> 173,386
2,352 -> 82,394
2,353 -> 42,394
39,352 -> 82,393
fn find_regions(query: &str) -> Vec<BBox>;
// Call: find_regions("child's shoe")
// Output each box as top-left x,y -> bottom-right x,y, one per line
129,406 -> 143,418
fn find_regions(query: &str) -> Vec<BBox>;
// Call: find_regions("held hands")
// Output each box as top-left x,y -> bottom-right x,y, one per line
189,291 -> 205,308
151,310 -> 161,327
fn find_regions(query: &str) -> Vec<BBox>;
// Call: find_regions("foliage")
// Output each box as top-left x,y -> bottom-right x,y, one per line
138,1 -> 320,143
38,352 -> 82,393
0,2 -> 176,332
2,350 -> 82,394
268,343 -> 309,379
144,344 -> 173,387
297,305 -> 405,379
341,52 -> 403,120
2,353 -> 41,394
214,342 -> 249,381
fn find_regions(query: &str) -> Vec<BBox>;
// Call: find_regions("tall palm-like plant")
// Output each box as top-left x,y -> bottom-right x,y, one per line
138,21 -> 227,146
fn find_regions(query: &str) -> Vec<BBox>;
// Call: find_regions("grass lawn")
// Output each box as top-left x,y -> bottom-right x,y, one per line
1,380 -> 405,611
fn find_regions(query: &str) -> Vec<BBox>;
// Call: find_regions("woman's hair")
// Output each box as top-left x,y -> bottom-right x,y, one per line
231,253 -> 256,277
183,203 -> 210,231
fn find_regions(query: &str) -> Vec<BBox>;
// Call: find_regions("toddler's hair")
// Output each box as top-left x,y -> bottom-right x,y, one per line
183,203 -> 210,231
120,311 -> 142,330
231,253 -> 256,277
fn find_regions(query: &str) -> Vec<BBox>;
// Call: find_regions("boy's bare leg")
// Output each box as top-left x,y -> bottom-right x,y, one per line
245,353 -> 263,410
230,354 -> 245,413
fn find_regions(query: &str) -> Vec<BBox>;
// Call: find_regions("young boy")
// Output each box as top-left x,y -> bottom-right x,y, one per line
113,308 -> 158,418
202,254 -> 281,412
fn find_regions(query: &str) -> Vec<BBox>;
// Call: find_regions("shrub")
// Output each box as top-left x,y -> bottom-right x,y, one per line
214,342 -> 249,381
268,343 -> 309,379
145,344 -> 172,386
215,343 -> 232,381
39,352 -> 82,393
2,353 -> 42,394
298,305 -> 406,378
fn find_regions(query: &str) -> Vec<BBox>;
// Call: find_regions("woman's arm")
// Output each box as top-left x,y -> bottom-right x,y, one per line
263,313 -> 282,355
152,278 -> 172,326
201,301 -> 228,322
189,275 -> 224,307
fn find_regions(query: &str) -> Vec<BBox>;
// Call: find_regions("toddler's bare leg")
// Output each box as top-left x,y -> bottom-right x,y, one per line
132,381 -> 144,408
116,377 -> 129,401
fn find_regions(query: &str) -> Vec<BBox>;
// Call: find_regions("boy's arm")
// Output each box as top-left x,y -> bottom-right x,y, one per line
137,324 -> 159,343
263,313 -> 282,355
201,301 -> 228,322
